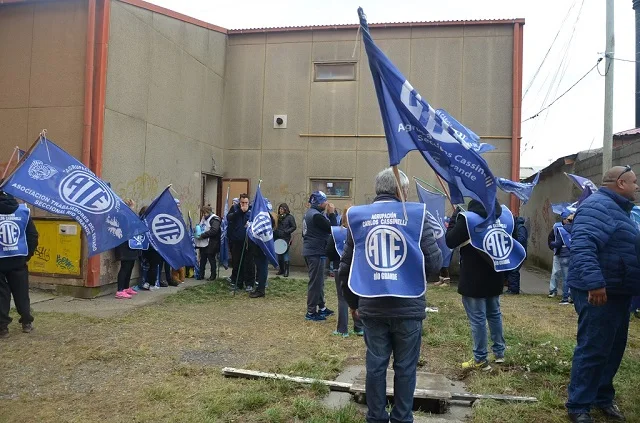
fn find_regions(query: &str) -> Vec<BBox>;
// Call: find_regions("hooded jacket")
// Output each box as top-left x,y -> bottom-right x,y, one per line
445,199 -> 504,298
274,204 -> 297,244
338,194 -> 443,320
0,193 -> 39,272
548,221 -> 572,258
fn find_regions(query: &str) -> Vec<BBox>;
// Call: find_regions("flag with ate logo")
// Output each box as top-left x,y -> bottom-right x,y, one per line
247,185 -> 278,268
142,187 -> 197,270
415,181 -> 452,267
358,7 -> 497,228
496,172 -> 540,205
0,137 -> 148,257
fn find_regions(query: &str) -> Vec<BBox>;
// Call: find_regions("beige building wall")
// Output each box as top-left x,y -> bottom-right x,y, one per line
0,0 -> 87,198
224,25 -> 516,265
100,0 -> 227,282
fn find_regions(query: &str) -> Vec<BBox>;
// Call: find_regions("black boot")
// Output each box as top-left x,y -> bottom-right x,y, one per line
284,262 -> 290,277
276,257 -> 285,276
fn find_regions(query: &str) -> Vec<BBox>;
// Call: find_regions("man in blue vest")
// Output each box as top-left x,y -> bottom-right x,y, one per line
547,211 -> 573,304
303,191 -> 337,321
565,166 -> 640,423
0,192 -> 39,338
339,168 -> 442,423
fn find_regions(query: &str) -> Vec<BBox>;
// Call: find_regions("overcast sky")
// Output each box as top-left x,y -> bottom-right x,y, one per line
147,0 -> 636,167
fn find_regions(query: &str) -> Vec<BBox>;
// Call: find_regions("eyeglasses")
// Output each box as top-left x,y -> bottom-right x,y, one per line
616,165 -> 632,182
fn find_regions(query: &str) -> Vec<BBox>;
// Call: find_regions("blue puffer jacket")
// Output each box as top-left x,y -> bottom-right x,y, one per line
566,187 -> 640,296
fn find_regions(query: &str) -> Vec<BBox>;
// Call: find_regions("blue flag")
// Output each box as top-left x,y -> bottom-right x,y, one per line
496,172 -> 540,205
247,185 -> 278,268
219,187 -> 230,269
187,211 -> 200,279
566,173 -> 598,194
142,187 -> 197,270
358,8 -> 497,227
551,202 -> 577,216
434,109 -> 496,154
1,137 -> 148,256
416,181 -> 453,267
17,149 -> 26,160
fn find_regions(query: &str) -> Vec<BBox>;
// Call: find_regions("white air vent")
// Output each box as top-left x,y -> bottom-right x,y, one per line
273,114 -> 287,129
59,225 -> 77,235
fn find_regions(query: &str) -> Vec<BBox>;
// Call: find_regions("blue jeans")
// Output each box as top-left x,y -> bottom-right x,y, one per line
549,255 -> 570,299
566,290 -> 631,414
461,296 -> 506,362
361,317 -> 423,423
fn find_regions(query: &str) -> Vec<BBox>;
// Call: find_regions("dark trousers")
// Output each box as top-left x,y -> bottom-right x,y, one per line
507,266 -> 521,293
566,289 -> 631,414
333,261 -> 361,334
305,256 -> 326,314
198,247 -> 217,280
162,260 -> 172,282
0,266 -> 33,327
145,251 -> 163,287
231,239 -> 254,288
252,243 -> 268,294
117,260 -> 135,291
361,317 -> 423,423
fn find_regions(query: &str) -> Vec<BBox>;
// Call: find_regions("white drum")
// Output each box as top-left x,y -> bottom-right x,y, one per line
274,239 -> 288,255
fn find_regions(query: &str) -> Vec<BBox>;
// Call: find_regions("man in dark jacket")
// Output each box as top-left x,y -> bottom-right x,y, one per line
445,199 -> 507,371
227,194 -> 254,290
303,191 -> 337,321
565,166 -> 640,423
197,206 -> 221,281
0,192 -> 39,338
274,203 -> 296,277
339,168 -> 442,423
505,216 -> 528,294
547,211 -> 573,303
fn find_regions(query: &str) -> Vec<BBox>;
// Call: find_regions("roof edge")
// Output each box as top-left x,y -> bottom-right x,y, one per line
228,19 -> 526,34
116,0 -> 227,34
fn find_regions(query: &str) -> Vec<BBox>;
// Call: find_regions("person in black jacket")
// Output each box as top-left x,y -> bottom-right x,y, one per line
0,192 -> 39,337
505,216 -> 528,295
114,200 -> 141,299
274,203 -> 296,277
339,168 -> 442,423
445,199 -> 506,371
196,206 -> 221,281
227,194 -> 254,290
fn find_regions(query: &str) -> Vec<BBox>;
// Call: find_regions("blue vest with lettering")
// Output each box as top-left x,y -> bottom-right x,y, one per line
463,205 -> 526,272
553,223 -> 571,251
331,226 -> 347,258
0,204 -> 30,258
128,233 -> 150,250
347,202 -> 426,298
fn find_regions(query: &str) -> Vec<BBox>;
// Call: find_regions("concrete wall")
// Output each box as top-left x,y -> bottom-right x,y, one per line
223,25 -> 515,265
0,0 -> 87,199
101,0 -> 227,282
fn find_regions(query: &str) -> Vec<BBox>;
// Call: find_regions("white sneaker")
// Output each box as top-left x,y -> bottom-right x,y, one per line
548,292 -> 557,298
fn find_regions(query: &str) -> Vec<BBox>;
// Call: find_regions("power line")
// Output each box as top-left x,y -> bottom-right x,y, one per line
522,58 -> 602,123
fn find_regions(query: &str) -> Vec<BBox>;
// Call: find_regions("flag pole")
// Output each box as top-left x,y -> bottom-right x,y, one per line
392,166 -> 408,221
413,176 -> 447,197
0,135 -> 40,188
1,147 -> 19,180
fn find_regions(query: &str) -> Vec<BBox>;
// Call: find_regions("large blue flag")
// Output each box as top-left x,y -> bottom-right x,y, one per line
416,181 -> 452,267
358,8 -> 497,227
247,185 -> 278,268
219,186 -> 230,269
1,137 -> 148,256
142,187 -> 197,270
496,172 -> 540,205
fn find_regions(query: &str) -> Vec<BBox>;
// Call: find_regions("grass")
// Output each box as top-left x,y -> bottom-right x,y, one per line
0,274 -> 639,422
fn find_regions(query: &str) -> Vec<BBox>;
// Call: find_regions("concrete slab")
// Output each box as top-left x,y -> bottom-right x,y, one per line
519,266 -> 552,295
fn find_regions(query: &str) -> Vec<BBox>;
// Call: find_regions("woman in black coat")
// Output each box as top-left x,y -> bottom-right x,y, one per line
274,203 -> 297,277
114,199 -> 141,299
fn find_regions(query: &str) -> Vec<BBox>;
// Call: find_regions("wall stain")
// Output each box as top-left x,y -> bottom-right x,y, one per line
114,173 -> 159,206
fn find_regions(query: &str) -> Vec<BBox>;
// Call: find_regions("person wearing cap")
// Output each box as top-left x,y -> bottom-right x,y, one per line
565,166 -> 640,423
547,211 -> 573,304
0,191 -> 39,338
303,190 -> 337,321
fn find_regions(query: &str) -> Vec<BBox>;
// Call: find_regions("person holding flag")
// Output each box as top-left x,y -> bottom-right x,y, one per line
227,194 -> 253,291
339,168 -> 442,423
247,186 -> 278,298
547,211 -> 573,303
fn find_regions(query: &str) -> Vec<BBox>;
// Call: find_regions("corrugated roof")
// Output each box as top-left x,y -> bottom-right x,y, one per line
228,18 -> 525,34
614,127 -> 640,138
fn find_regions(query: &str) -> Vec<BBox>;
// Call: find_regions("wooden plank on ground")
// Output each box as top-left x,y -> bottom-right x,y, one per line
221,367 -> 353,392
450,392 -> 538,403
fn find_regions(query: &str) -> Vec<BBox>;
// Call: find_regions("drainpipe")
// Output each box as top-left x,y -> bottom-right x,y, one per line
633,0 -> 640,127
510,22 -> 524,214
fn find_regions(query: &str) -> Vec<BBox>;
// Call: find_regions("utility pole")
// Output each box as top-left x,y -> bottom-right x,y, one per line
602,0 -> 615,174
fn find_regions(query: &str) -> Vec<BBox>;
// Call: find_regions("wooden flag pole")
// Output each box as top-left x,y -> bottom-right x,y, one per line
1,147 -> 19,180
435,175 -> 459,210
392,165 -> 408,221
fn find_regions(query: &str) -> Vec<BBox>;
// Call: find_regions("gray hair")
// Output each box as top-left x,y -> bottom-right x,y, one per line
375,168 -> 409,197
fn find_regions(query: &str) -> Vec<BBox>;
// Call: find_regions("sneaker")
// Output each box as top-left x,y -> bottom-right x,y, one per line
548,292 -> 557,298
149,284 -> 160,291
494,356 -> 505,364
249,291 -> 265,298
461,358 -> 491,371
305,312 -> 326,322
245,285 -> 253,293
159,280 -> 169,288
168,280 -> 180,287
352,328 -> 364,336
141,282 -> 151,290
332,330 -> 349,338
432,281 -> 443,286
0,327 -> 8,338
559,299 -> 571,305
125,288 -> 138,296
131,285 -> 141,292
318,307 -> 334,317
22,323 -> 33,333
504,290 -> 519,295
115,290 -> 132,299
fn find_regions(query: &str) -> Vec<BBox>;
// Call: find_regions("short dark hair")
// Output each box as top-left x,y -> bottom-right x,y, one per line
239,194 -> 249,201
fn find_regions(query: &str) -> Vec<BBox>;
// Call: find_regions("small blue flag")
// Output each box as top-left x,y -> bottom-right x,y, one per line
1,137 -> 148,256
566,173 -> 598,194
496,172 -> 540,205
219,187 -> 230,269
551,202 -> 577,216
17,149 -> 26,160
358,8 -> 497,228
142,187 -> 197,270
416,181 -> 453,267
247,185 -> 278,268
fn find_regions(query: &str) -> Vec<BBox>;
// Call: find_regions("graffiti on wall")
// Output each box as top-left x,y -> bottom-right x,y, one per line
114,173 -> 159,206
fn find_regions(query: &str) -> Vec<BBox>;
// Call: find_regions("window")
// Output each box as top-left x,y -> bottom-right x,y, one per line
314,62 -> 356,81
310,179 -> 351,198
